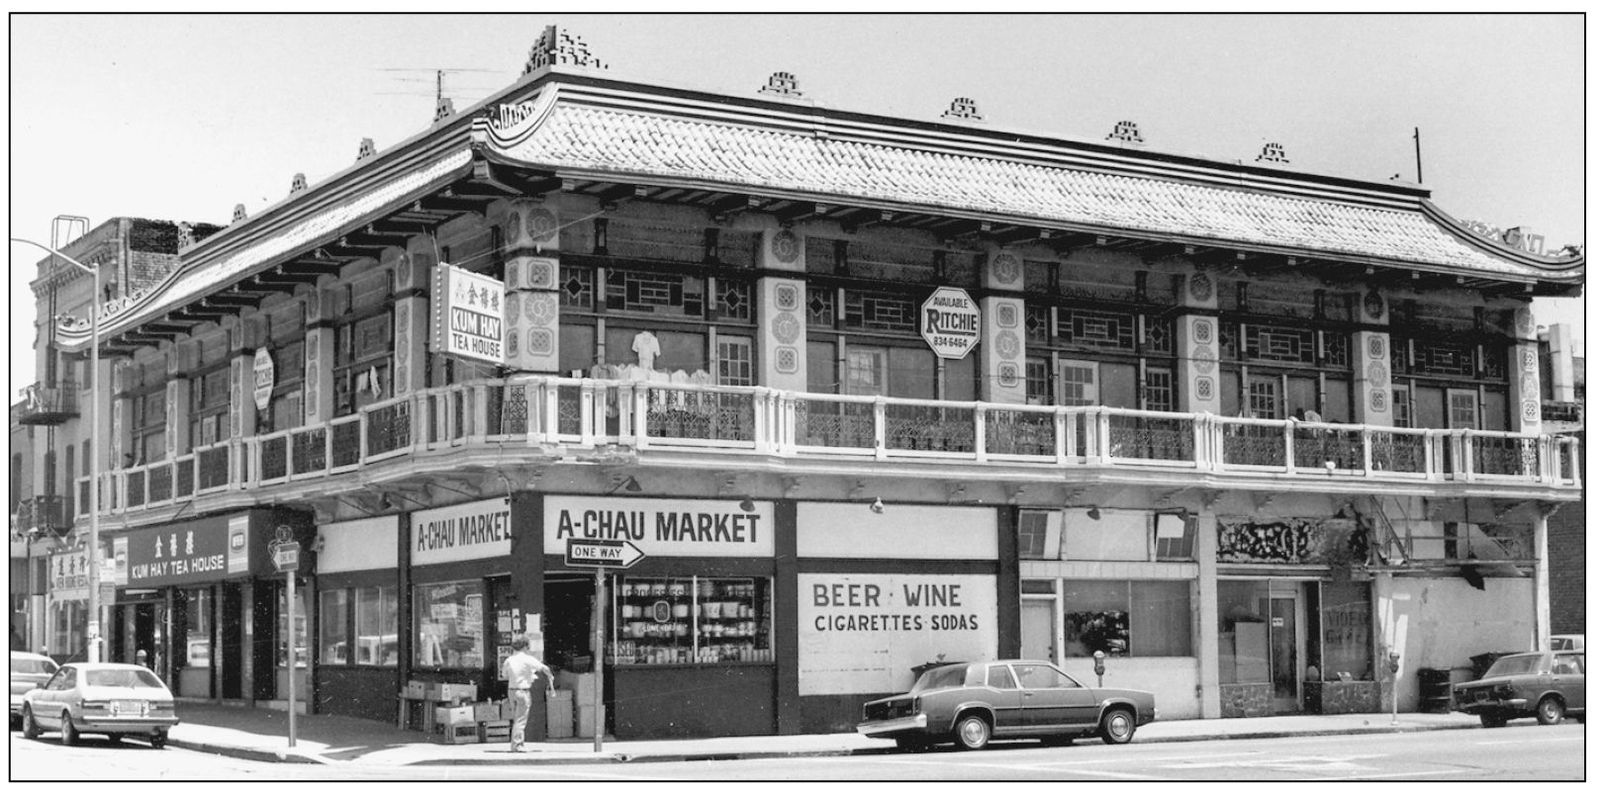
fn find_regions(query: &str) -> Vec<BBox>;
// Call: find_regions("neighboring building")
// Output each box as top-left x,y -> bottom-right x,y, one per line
1539,324 -> 1584,635
22,27 -> 1583,736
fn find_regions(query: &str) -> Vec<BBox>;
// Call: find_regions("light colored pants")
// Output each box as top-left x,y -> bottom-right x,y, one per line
510,688 -> 531,749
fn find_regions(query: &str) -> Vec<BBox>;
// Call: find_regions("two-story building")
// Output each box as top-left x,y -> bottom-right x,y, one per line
20,27 -> 1582,738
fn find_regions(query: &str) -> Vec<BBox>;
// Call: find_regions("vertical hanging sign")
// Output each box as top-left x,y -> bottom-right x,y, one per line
429,264 -> 507,365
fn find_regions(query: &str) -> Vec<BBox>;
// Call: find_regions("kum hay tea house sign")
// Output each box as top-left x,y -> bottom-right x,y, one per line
430,263 -> 507,365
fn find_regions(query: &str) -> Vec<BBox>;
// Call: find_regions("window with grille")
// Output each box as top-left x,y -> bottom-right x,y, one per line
1321,332 -> 1351,368
1244,324 -> 1315,364
1153,513 -> 1195,560
1025,304 -> 1050,343
805,286 -> 835,329
605,269 -> 705,317
1392,385 -> 1412,427
1248,377 -> 1281,419
559,265 -> 594,309
843,290 -> 915,332
1059,308 -> 1134,350
1018,510 -> 1061,560
1143,315 -> 1174,354
1414,342 -> 1476,378
716,335 -> 754,386
712,278 -> 753,322
190,367 -> 231,450
1447,389 -> 1478,429
1059,361 -> 1098,406
843,347 -> 886,396
1144,368 -> 1175,412
1025,358 -> 1051,405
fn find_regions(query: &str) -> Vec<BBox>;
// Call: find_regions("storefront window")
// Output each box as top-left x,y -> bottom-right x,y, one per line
611,576 -> 773,665
1063,579 -> 1192,657
182,589 -> 211,668
1218,580 -> 1269,683
355,585 -> 398,666
1319,579 -> 1373,680
277,585 -> 309,668
319,589 -> 349,664
414,581 -> 484,669
49,599 -> 85,657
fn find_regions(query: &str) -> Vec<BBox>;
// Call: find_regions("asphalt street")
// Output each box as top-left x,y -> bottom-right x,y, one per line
9,721 -> 1583,781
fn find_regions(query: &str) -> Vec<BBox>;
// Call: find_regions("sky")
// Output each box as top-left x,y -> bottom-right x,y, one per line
7,12 -> 1587,397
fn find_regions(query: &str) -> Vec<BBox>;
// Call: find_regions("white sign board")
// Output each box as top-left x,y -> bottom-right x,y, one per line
920,287 -> 980,360
430,264 -> 507,365
544,497 -> 774,558
798,573 -> 998,695
272,543 -> 300,572
252,348 -> 275,411
412,498 -> 513,566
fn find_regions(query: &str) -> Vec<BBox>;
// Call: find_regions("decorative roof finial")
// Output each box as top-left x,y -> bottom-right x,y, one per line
357,137 -> 376,161
524,24 -> 608,75
290,173 -> 307,194
434,96 -> 455,123
1256,142 -> 1289,164
941,97 -> 985,123
759,71 -> 804,98
232,204 -> 248,224
1107,120 -> 1144,144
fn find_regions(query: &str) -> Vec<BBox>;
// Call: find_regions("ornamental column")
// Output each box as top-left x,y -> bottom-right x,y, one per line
165,348 -> 190,459
303,286 -> 337,425
979,249 -> 1025,404
1176,269 -> 1221,415
393,244 -> 432,395
1195,499 -> 1221,718
498,199 -> 563,374
1509,305 -> 1543,437
756,225 -> 807,392
1353,289 -> 1394,427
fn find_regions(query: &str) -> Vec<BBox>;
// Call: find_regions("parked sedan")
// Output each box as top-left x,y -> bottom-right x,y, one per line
10,651 -> 59,729
858,660 -> 1156,750
20,662 -> 179,748
1452,650 -> 1585,728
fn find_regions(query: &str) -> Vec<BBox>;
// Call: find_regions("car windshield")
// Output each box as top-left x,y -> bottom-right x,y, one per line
13,658 -> 56,674
85,668 -> 164,688
1485,655 -> 1541,677
910,665 -> 968,693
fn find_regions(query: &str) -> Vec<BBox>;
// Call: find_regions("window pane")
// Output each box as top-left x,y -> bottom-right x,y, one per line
278,584 -> 309,668
942,354 -> 975,401
415,581 -> 484,670
1063,580 -> 1128,657
356,585 -> 399,666
319,589 -> 349,665
888,347 -> 934,399
1130,581 -> 1192,656
183,589 -> 211,668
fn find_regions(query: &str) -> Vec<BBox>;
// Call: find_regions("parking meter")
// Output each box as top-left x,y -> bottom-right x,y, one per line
1387,650 -> 1401,725
1093,650 -> 1106,687
1387,651 -> 1401,675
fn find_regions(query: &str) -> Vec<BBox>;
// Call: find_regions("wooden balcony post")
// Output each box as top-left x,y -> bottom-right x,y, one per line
873,397 -> 887,461
1054,410 -> 1070,465
1282,420 -> 1296,474
973,405 -> 988,463
1361,428 -> 1374,478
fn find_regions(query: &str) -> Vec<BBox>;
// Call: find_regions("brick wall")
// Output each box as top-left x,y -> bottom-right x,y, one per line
127,249 -> 180,296
1547,499 -> 1585,634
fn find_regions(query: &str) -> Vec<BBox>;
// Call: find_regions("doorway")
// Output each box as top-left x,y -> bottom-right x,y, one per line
1020,600 -> 1057,663
1258,583 -> 1306,713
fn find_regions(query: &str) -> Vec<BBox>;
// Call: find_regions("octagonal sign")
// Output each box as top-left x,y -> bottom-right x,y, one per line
921,287 -> 980,360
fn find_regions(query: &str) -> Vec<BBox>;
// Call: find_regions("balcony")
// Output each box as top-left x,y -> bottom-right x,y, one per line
15,381 -> 79,425
83,376 -> 1584,522
12,494 -> 68,538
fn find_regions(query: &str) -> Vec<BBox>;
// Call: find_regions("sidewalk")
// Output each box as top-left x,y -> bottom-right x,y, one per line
160,702 -> 1486,766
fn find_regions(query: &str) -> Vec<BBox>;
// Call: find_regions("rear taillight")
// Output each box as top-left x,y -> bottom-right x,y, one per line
80,700 -> 108,712
911,697 -> 921,714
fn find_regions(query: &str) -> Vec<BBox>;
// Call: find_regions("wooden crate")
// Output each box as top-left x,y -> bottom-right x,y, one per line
439,723 -> 479,745
397,698 -> 442,731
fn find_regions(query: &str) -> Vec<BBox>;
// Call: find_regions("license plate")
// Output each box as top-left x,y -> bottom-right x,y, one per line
109,700 -> 148,717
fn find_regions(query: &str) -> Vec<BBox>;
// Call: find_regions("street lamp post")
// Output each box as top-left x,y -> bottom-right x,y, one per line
11,232 -> 102,663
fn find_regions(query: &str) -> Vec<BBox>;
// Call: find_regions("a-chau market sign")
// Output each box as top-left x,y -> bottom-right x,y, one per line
429,264 -> 506,365
544,496 -> 774,558
920,287 -> 980,360
412,498 -> 512,566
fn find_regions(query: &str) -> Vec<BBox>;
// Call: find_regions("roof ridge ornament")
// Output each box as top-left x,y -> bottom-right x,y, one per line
1107,120 -> 1144,145
759,71 -> 804,98
524,24 -> 608,75
941,97 -> 985,123
290,173 -> 307,195
1256,142 -> 1290,164
435,97 -> 455,123
356,137 -> 376,162
232,204 -> 248,224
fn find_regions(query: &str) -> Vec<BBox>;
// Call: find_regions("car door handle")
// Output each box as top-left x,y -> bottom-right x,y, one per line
1022,691 -> 1035,697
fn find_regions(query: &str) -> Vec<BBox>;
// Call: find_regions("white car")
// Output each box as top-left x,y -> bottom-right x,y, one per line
10,651 -> 59,728
20,662 -> 179,748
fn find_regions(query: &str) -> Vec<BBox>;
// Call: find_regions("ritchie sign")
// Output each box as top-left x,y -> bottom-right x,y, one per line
920,287 -> 980,360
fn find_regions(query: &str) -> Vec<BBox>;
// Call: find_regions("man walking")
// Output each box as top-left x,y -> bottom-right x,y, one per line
502,636 -> 555,752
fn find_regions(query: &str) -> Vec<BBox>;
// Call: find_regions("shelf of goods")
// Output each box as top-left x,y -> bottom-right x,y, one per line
611,576 -> 773,665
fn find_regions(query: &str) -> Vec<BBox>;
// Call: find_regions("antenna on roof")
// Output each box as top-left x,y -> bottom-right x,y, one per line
373,67 -> 503,117
1414,127 -> 1424,184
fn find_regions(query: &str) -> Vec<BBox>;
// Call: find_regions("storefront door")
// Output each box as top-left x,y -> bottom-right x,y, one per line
1020,600 -> 1056,663
1260,587 -> 1304,713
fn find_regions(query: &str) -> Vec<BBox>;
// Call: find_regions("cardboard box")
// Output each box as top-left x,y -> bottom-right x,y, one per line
575,703 -> 598,739
440,682 -> 478,702
439,723 -> 479,745
404,680 -> 429,700
546,691 -> 574,739
435,705 -> 475,725
557,671 -> 599,701
473,702 -> 501,722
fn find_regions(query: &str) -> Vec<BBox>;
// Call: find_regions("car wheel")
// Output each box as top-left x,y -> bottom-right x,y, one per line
60,712 -> 79,746
1574,714 -> 1585,724
1099,707 -> 1137,745
21,707 -> 39,740
1479,714 -> 1508,728
1536,696 -> 1565,726
150,731 -> 168,750
952,713 -> 992,750
9,714 -> 18,732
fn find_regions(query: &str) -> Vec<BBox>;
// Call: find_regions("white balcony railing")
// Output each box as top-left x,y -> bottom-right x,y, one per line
79,375 -> 1584,521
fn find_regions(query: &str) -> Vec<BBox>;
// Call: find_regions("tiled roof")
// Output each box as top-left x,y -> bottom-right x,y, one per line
496,103 -> 1554,279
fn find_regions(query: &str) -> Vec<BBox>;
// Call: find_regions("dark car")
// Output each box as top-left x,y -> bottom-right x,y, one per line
20,662 -> 179,748
1452,650 -> 1585,728
857,660 -> 1156,750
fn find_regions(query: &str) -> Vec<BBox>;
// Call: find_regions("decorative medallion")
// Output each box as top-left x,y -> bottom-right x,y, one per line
776,346 -> 798,374
775,283 -> 799,310
991,252 -> 1021,285
1516,308 -> 1535,337
526,258 -> 557,290
527,292 -> 558,326
1192,347 -> 1217,374
998,362 -> 1019,388
994,329 -> 1021,360
505,213 -> 523,246
1195,377 -> 1214,400
395,357 -> 409,395
772,312 -> 801,344
771,229 -> 800,264
1522,400 -> 1540,422
528,328 -> 553,355
528,207 -> 559,243
506,328 -> 519,358
1367,362 -> 1388,386
1368,335 -> 1386,359
1521,348 -> 1538,370
1192,319 -> 1213,344
1188,272 -> 1214,303
1521,373 -> 1539,399
1370,389 -> 1388,414
997,302 -> 1018,328
1363,290 -> 1385,320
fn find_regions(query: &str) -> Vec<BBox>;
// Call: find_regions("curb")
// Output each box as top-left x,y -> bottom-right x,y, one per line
169,738 -> 329,765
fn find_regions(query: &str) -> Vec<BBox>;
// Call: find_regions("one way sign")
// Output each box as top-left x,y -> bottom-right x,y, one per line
565,538 -> 646,570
